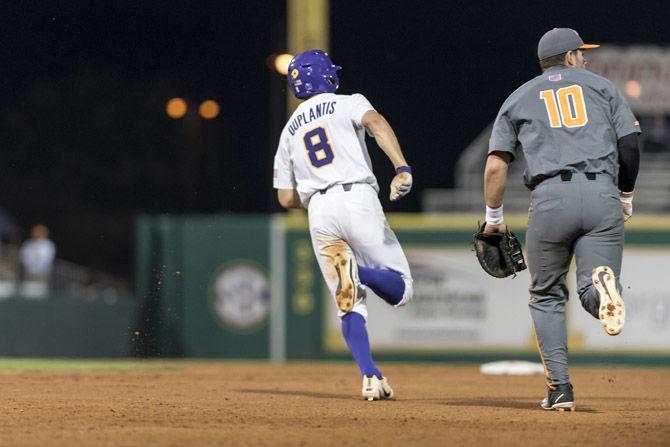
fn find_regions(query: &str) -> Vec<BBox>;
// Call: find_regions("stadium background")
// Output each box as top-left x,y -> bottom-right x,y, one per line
0,1 -> 668,445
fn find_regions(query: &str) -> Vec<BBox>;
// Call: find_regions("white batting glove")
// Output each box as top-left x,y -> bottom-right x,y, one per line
390,167 -> 413,201
620,190 -> 634,222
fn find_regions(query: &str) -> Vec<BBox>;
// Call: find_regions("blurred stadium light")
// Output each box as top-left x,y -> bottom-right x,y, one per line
626,80 -> 642,99
166,97 -> 187,119
198,100 -> 220,119
272,53 -> 293,75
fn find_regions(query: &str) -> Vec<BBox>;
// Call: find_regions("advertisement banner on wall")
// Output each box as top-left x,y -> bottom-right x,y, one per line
568,249 -> 670,352
324,246 -> 670,354
324,246 -> 536,352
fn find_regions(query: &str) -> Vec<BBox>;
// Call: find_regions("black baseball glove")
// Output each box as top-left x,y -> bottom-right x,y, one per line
473,222 -> 527,278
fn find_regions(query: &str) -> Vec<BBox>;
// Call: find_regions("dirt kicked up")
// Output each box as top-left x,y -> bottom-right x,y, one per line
1,361 -> 669,446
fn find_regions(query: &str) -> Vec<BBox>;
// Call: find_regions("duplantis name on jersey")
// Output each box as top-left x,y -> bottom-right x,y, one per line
288,101 -> 337,136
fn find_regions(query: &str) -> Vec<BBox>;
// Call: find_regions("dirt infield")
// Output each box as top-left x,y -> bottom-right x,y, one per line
1,361 -> 669,446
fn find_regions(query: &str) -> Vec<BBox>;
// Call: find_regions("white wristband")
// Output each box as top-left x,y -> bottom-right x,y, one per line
486,205 -> 504,225
619,190 -> 634,204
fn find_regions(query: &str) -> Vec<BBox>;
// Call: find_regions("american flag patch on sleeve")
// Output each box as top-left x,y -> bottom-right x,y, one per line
548,74 -> 562,82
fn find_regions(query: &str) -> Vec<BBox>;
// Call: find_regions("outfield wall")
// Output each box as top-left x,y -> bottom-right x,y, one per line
0,295 -> 138,357
135,213 -> 670,364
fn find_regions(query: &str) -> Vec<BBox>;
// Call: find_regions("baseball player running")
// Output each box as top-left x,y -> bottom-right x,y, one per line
273,50 -> 414,401
483,28 -> 640,411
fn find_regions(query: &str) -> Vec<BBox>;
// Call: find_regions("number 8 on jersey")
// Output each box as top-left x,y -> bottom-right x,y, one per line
304,127 -> 335,168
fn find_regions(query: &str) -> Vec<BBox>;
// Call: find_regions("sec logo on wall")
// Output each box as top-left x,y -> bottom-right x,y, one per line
209,262 -> 271,332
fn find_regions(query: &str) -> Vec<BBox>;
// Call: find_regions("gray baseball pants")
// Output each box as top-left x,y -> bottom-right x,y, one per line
525,173 -> 624,387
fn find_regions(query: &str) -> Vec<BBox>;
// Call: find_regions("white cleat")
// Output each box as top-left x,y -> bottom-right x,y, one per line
592,266 -> 625,336
540,397 -> 575,412
361,375 -> 394,401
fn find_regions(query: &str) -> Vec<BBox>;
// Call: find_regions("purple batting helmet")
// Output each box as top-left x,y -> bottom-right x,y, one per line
287,49 -> 341,99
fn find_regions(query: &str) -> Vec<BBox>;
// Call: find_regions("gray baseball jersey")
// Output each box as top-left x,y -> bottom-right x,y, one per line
489,65 -> 642,391
489,66 -> 641,189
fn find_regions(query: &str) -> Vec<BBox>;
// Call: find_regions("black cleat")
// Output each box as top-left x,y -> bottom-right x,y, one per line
540,383 -> 575,411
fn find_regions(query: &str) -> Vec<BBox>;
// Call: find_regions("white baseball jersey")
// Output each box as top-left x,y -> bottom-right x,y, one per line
273,92 -> 413,319
273,93 -> 380,206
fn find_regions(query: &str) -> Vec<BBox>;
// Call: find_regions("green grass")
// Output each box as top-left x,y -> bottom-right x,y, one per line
1,357 -> 667,372
0,358 -> 183,372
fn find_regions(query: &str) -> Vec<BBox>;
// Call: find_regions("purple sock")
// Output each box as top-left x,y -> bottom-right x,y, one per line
358,266 -> 405,305
341,312 -> 382,379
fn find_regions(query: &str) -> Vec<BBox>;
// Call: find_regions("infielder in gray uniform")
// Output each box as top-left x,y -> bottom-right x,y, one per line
483,28 -> 641,411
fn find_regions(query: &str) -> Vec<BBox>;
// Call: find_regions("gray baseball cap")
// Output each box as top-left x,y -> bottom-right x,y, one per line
537,28 -> 600,60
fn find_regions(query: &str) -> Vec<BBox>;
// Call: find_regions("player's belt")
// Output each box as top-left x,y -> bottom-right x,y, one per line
318,183 -> 353,195
534,172 -> 613,189
559,172 -> 597,181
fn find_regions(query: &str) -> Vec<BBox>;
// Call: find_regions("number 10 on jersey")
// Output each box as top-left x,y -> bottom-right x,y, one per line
303,127 -> 334,168
540,85 -> 588,128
